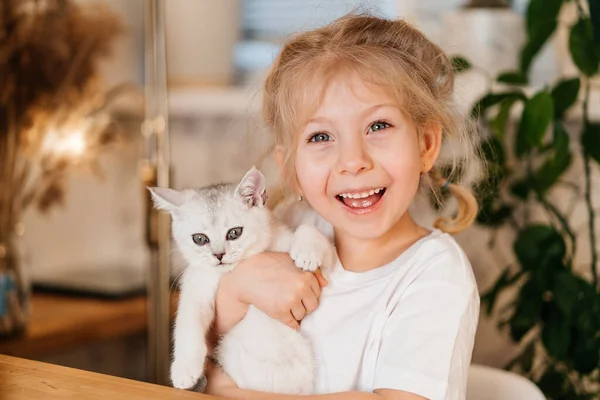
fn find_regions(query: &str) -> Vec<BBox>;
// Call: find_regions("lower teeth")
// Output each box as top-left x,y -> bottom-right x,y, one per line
338,189 -> 385,209
349,199 -> 372,208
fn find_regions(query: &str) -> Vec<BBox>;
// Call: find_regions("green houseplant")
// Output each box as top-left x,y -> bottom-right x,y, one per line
452,0 -> 600,398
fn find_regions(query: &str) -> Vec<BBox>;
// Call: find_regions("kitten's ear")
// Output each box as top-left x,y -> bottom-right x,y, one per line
235,166 -> 267,208
147,187 -> 186,212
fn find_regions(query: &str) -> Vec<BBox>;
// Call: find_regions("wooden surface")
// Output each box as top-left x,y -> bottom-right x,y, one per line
0,354 -> 219,399
0,292 -> 178,358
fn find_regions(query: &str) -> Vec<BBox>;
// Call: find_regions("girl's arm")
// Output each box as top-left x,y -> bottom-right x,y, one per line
204,362 -> 427,400
213,251 -> 327,335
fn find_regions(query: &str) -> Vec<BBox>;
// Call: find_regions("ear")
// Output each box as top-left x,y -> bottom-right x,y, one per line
235,166 -> 267,208
420,122 -> 443,174
147,187 -> 186,212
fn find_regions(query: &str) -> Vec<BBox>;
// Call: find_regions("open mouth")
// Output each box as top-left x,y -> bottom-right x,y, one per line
336,187 -> 386,210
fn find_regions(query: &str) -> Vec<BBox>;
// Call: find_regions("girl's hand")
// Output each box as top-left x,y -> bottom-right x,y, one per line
214,252 -> 328,334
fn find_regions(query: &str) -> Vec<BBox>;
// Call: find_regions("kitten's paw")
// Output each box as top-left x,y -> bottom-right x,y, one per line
170,353 -> 206,390
290,225 -> 334,272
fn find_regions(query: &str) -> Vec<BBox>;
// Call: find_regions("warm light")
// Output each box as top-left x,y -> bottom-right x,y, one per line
42,126 -> 88,159
56,131 -> 86,156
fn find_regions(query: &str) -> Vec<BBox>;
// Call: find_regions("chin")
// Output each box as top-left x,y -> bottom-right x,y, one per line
335,219 -> 395,240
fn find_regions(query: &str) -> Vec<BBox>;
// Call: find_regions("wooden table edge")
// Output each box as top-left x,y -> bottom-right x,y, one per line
0,354 -> 220,399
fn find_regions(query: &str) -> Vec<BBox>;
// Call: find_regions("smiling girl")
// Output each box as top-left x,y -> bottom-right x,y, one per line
206,13 -> 483,400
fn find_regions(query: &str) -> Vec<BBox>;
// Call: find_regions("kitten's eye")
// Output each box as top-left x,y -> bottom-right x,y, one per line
308,132 -> 331,143
226,227 -> 243,241
192,233 -> 209,246
369,121 -> 390,133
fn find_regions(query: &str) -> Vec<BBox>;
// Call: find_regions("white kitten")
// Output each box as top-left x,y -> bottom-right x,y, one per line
149,167 -> 334,394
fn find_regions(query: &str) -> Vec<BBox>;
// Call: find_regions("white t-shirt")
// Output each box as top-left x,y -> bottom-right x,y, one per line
277,201 -> 479,400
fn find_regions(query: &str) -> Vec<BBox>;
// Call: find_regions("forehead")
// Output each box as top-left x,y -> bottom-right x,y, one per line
177,185 -> 242,228
315,72 -> 397,116
294,66 -> 401,127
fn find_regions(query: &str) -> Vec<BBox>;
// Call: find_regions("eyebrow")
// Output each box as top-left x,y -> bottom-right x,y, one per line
306,103 -> 398,125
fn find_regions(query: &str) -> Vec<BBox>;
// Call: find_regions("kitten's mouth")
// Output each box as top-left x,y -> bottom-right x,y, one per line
336,187 -> 386,209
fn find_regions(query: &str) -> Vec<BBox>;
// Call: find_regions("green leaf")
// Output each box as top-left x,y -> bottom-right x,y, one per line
492,96 -> 522,139
481,268 -> 522,315
510,179 -> 531,200
553,270 -> 580,315
476,204 -> 513,228
571,329 -> 600,374
521,0 -> 563,72
481,137 -> 505,164
541,302 -> 571,361
475,138 -> 512,228
515,91 -> 554,157
581,123 -> 600,164
509,279 -> 542,341
536,366 -> 567,397
591,0 -> 600,44
451,56 -> 471,73
552,121 -> 570,158
570,18 -> 600,76
534,153 -> 572,195
572,278 -> 600,333
471,91 -> 526,119
551,77 -> 581,119
514,225 -> 565,272
533,124 -> 571,195
526,0 -> 562,35
497,71 -> 528,85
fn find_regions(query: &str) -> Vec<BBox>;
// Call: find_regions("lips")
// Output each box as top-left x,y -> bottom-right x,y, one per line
336,188 -> 386,210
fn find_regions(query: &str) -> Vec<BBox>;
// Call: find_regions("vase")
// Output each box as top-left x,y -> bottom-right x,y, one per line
0,223 -> 30,337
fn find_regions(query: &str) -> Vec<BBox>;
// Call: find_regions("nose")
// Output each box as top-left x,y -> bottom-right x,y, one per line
214,253 -> 225,261
337,136 -> 373,175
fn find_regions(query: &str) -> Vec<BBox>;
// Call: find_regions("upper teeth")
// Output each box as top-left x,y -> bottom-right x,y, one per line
339,188 -> 383,199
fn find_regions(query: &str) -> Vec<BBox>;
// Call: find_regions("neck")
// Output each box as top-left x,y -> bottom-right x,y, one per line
334,212 -> 430,272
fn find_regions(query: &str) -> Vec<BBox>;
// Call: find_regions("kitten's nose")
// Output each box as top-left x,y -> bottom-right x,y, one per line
214,253 -> 225,261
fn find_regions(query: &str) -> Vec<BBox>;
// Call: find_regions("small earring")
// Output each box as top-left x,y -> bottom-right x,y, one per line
297,194 -> 303,202
441,179 -> 451,192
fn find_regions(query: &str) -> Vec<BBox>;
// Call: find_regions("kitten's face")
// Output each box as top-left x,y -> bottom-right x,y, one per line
150,167 -> 272,268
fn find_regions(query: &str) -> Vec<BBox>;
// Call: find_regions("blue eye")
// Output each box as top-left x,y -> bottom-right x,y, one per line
369,121 -> 390,132
309,132 -> 331,143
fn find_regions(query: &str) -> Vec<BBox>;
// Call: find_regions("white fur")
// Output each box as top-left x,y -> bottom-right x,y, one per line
149,167 -> 334,394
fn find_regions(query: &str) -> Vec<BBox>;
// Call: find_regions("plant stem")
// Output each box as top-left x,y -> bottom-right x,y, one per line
582,80 -> 598,287
583,158 -> 597,285
524,157 -> 533,225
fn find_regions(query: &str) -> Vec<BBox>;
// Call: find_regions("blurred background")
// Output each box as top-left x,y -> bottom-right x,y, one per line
1,0 -> 599,399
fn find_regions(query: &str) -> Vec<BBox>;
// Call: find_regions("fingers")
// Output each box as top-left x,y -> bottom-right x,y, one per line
290,302 -> 306,321
302,294 -> 318,315
285,313 -> 300,331
308,273 -> 321,299
314,268 -> 328,287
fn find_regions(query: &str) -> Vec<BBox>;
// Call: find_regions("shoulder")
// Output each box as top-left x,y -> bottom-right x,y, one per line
404,230 -> 478,292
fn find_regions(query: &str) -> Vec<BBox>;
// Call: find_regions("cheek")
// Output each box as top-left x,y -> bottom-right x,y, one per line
378,131 -> 422,176
176,237 -> 211,264
294,150 -> 330,196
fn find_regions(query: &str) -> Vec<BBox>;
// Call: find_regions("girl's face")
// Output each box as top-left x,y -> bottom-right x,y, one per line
293,72 -> 440,241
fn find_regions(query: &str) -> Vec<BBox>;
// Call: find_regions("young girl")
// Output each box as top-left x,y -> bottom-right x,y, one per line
206,13 -> 482,400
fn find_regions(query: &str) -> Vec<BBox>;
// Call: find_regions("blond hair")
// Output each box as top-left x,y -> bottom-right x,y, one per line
262,13 -> 482,234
